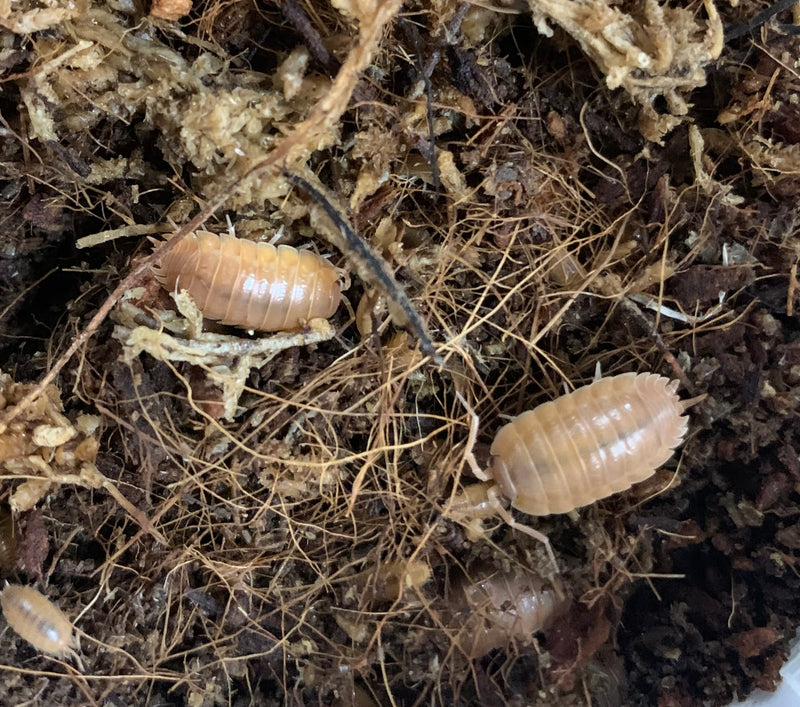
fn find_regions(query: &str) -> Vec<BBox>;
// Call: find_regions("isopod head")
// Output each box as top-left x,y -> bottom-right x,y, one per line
488,372 -> 688,516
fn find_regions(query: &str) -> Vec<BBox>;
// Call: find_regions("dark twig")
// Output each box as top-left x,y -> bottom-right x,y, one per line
399,17 -> 439,191
283,171 -> 443,365
281,0 -> 334,72
724,0 -> 799,42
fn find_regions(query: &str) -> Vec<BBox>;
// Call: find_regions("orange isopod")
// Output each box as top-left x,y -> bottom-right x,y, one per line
488,372 -> 688,516
1,584 -> 75,655
153,231 -> 342,332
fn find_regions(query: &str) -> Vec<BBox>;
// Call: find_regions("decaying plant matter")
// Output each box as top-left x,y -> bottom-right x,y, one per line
0,370 -> 163,541
1,0 -> 799,705
111,286 -> 337,419
526,0 -> 724,140
0,369 -> 100,512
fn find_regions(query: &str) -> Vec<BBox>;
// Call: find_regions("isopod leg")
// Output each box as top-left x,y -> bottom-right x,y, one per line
488,487 -> 559,574
68,646 -> 85,672
455,392 -> 488,481
681,392 -> 707,411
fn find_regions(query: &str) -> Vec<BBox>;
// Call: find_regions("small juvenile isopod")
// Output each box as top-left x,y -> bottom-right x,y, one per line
452,373 -> 688,558
1,584 -> 76,656
448,565 -> 567,658
153,231 -> 342,332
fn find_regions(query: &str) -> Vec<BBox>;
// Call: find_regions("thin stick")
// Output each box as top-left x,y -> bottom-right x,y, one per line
724,0 -> 798,42
0,0 -> 404,434
284,171 -> 443,365
399,17 -> 439,191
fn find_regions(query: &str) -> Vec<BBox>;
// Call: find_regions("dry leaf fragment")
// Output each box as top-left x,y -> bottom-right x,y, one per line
149,0 -> 192,21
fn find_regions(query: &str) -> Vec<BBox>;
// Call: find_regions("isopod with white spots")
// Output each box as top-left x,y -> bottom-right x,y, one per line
1,584 -> 75,656
153,231 -> 342,332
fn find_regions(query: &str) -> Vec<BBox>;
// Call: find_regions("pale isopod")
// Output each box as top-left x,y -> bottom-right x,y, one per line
448,564 -> 566,658
489,372 -> 688,515
1,584 -> 75,656
452,373 -> 688,563
153,231 -> 342,332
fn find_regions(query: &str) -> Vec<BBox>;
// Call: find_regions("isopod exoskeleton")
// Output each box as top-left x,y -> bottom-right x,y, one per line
449,565 -> 567,658
453,372 -> 688,522
153,231 -> 342,332
450,373 -> 688,569
489,372 -> 688,515
1,584 -> 75,656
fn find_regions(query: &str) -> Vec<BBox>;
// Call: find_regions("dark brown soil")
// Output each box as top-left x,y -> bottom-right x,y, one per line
0,1 -> 799,705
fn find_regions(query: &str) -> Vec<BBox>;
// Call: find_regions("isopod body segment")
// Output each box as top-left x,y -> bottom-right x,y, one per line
488,372 -> 688,516
153,231 -> 342,332
1,584 -> 75,655
449,565 -> 566,658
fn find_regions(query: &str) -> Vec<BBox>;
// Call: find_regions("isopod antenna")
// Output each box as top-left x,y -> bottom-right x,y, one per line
284,171 -> 444,366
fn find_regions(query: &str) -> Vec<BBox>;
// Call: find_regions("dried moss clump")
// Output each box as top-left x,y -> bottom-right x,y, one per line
527,0 -> 724,141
